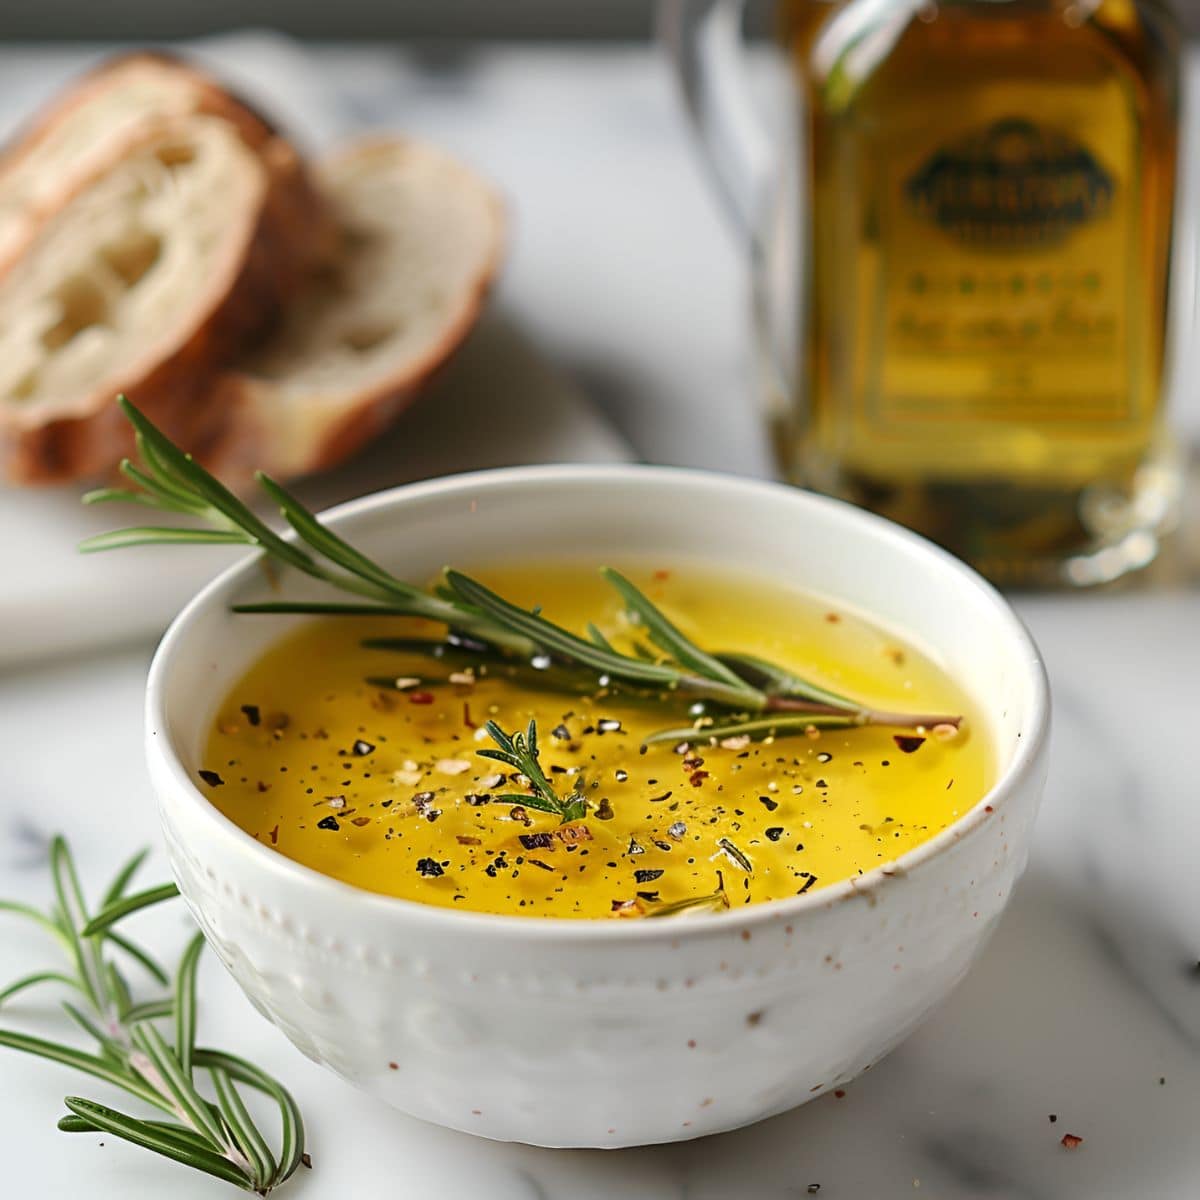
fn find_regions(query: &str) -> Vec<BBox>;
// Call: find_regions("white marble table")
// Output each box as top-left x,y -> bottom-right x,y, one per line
2,37 -> 1199,1200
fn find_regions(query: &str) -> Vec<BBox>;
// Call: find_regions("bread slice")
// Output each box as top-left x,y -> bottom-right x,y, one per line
202,137 -> 505,484
0,53 -> 304,273
0,112 -> 336,484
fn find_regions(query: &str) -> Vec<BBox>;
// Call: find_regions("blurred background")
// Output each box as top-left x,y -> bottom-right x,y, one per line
8,3 -> 778,40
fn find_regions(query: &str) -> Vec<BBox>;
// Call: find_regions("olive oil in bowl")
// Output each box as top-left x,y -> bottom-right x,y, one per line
201,561 -> 991,918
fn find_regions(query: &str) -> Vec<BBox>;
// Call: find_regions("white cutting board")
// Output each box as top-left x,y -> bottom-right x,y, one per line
1,315 -> 632,668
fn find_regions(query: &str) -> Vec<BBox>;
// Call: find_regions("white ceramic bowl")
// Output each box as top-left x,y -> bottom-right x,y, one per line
146,465 -> 1049,1149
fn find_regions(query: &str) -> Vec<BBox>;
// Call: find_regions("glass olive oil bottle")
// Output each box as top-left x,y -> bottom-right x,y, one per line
779,0 -> 1180,585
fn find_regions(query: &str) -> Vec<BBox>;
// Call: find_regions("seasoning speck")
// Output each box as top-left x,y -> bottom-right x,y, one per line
634,869 -> 664,884
893,734 -> 926,754
765,827 -> 784,842
1060,1133 -> 1083,1150
198,770 -> 224,787
240,704 -> 261,726
416,858 -> 445,877
316,815 -> 340,831
352,739 -> 375,756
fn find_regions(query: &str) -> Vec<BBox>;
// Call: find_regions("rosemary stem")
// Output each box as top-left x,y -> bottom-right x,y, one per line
763,694 -> 960,730
862,708 -> 962,730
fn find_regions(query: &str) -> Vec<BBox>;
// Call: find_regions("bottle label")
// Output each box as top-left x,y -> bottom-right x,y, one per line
906,118 -> 1114,246
868,114 -> 1140,429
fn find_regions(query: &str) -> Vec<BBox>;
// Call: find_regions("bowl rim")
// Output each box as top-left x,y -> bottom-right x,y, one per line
145,462 -> 1050,943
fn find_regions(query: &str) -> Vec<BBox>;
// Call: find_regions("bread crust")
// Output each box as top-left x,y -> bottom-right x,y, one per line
0,56 -> 338,485
202,137 -> 505,486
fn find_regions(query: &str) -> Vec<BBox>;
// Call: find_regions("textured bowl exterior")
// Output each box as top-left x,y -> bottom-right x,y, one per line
147,466 -> 1049,1148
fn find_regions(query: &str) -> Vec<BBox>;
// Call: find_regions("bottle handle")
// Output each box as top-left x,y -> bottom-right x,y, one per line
658,0 -> 775,250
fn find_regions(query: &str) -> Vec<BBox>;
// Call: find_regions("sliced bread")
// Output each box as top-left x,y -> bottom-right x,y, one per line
0,114 -> 335,483
202,137 -> 505,484
0,53 -> 319,273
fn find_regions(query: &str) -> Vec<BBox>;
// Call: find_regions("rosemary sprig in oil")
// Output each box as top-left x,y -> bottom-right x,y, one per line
81,397 -> 961,743
477,720 -> 587,824
0,837 -> 306,1194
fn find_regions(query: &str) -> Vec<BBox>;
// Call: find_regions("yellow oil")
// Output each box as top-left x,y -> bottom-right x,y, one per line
202,561 -> 992,919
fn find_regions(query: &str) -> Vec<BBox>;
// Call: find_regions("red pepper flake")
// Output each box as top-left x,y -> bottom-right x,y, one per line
824,613 -> 840,623
893,734 -> 926,754
653,569 -> 670,581
689,771 -> 709,787
408,691 -> 435,705
388,1062 -> 399,1070
351,816 -> 371,827
456,835 -> 482,846
1061,1133 -> 1083,1150
834,1089 -> 846,1099
463,701 -> 476,729
554,824 -> 592,846
268,824 -> 279,845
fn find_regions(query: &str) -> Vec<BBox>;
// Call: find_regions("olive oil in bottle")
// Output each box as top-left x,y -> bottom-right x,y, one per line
779,0 -> 1180,585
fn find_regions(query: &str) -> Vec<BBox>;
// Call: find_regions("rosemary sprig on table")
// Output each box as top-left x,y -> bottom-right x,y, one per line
0,837 -> 306,1194
80,396 -> 960,743
478,720 -> 587,823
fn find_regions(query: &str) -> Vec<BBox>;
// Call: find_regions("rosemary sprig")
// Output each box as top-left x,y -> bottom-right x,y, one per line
0,837 -> 307,1194
478,720 -> 587,823
81,397 -> 960,741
